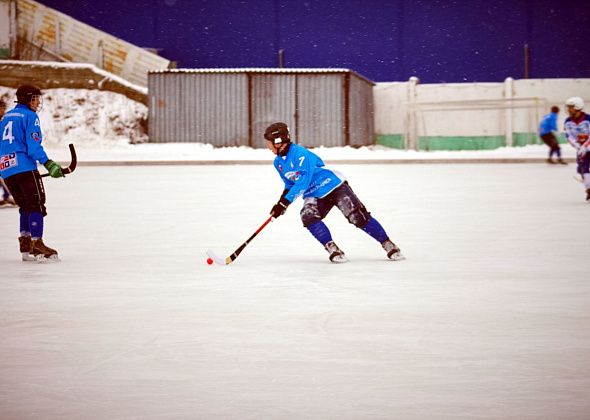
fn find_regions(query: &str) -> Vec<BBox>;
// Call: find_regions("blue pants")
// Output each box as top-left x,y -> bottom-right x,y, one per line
577,152 -> 590,175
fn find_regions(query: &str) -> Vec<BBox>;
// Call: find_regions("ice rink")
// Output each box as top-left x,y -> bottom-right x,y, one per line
1,163 -> 589,419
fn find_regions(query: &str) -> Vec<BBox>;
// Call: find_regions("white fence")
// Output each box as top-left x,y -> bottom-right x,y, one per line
16,0 -> 170,86
374,77 -> 590,150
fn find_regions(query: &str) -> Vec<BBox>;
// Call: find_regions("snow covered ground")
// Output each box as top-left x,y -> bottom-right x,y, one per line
1,162 -> 589,420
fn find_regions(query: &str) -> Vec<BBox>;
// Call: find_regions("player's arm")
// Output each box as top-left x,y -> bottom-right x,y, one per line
550,114 -> 559,134
284,149 -> 316,203
25,114 -> 63,177
269,161 -> 293,218
582,117 -> 590,149
24,114 -> 49,164
269,150 -> 315,219
579,134 -> 590,156
270,188 -> 290,219
564,121 -> 579,149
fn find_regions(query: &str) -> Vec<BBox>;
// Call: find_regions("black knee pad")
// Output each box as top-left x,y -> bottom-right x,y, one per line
347,208 -> 370,229
300,204 -> 322,227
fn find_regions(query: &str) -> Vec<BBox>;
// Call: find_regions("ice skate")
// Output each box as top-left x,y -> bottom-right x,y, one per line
30,238 -> 60,262
586,189 -> 590,202
19,236 -> 36,262
558,159 -> 568,165
382,239 -> 405,261
325,241 -> 348,263
546,158 -> 556,164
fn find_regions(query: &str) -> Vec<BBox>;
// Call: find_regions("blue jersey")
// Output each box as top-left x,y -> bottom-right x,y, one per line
539,112 -> 558,136
0,104 -> 49,179
273,143 -> 344,203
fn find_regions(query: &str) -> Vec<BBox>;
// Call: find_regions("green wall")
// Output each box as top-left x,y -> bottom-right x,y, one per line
419,136 -> 505,151
375,132 -> 562,150
375,134 -> 405,149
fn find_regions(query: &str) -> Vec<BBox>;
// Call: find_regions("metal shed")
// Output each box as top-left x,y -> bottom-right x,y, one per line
148,68 -> 375,148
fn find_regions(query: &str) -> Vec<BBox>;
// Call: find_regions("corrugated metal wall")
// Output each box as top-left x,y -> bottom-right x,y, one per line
251,74 -> 297,148
348,73 -> 375,146
296,74 -> 344,148
149,72 -> 248,145
148,69 -> 374,147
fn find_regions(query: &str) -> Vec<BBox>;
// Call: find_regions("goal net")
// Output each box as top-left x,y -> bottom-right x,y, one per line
406,97 -> 546,151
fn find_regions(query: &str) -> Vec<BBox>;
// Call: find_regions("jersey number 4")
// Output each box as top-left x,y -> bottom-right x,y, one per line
2,121 -> 14,144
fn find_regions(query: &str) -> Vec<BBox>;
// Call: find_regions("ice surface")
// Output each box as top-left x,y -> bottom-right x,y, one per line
1,163 -> 589,419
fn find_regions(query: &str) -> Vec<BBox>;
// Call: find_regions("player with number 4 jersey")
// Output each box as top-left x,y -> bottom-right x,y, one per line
0,85 -> 65,261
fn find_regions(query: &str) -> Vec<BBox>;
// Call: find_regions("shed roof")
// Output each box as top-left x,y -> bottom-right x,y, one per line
148,68 -> 375,85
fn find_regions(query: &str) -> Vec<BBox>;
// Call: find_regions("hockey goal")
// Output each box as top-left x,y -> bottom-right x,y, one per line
406,97 -> 546,151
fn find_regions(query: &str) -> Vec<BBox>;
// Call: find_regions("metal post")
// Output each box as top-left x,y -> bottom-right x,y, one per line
278,49 -> 284,68
406,76 -> 419,150
504,77 -> 514,147
524,44 -> 529,79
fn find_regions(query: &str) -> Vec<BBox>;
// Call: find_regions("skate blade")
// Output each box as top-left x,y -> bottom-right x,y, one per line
388,252 -> 406,261
330,255 -> 349,263
22,253 -> 37,262
34,254 -> 60,263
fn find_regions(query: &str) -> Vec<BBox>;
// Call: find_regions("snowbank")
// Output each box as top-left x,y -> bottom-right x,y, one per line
0,86 -> 148,148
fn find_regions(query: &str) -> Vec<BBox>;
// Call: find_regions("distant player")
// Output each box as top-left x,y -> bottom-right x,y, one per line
563,97 -> 590,201
0,98 -> 18,207
0,85 -> 65,261
539,106 -> 566,164
264,122 -> 404,263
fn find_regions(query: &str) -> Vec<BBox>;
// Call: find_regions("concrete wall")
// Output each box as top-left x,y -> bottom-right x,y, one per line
374,78 -> 590,150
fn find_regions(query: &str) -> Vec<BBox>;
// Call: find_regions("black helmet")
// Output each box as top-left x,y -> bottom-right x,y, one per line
264,122 -> 291,145
16,84 -> 42,105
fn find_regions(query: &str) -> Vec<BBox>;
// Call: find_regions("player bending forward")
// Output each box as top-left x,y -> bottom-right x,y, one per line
564,97 -> 590,201
264,122 -> 404,263
0,85 -> 65,261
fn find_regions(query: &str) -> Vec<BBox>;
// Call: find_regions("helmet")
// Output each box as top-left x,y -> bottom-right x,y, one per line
16,84 -> 42,105
264,122 -> 291,145
565,96 -> 584,111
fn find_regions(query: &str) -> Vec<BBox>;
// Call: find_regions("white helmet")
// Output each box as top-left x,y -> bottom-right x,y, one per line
565,96 -> 584,111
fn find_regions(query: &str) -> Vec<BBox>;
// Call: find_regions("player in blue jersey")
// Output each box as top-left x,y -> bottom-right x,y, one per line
264,122 -> 404,263
0,85 -> 65,261
539,106 -> 566,164
564,97 -> 590,201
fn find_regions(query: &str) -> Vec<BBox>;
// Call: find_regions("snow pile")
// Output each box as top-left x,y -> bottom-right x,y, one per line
0,86 -> 148,147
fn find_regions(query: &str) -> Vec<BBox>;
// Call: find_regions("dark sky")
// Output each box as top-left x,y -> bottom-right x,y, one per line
40,0 -> 590,83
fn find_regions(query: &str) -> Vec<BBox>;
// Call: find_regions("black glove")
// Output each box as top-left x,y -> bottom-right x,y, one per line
270,193 -> 290,219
